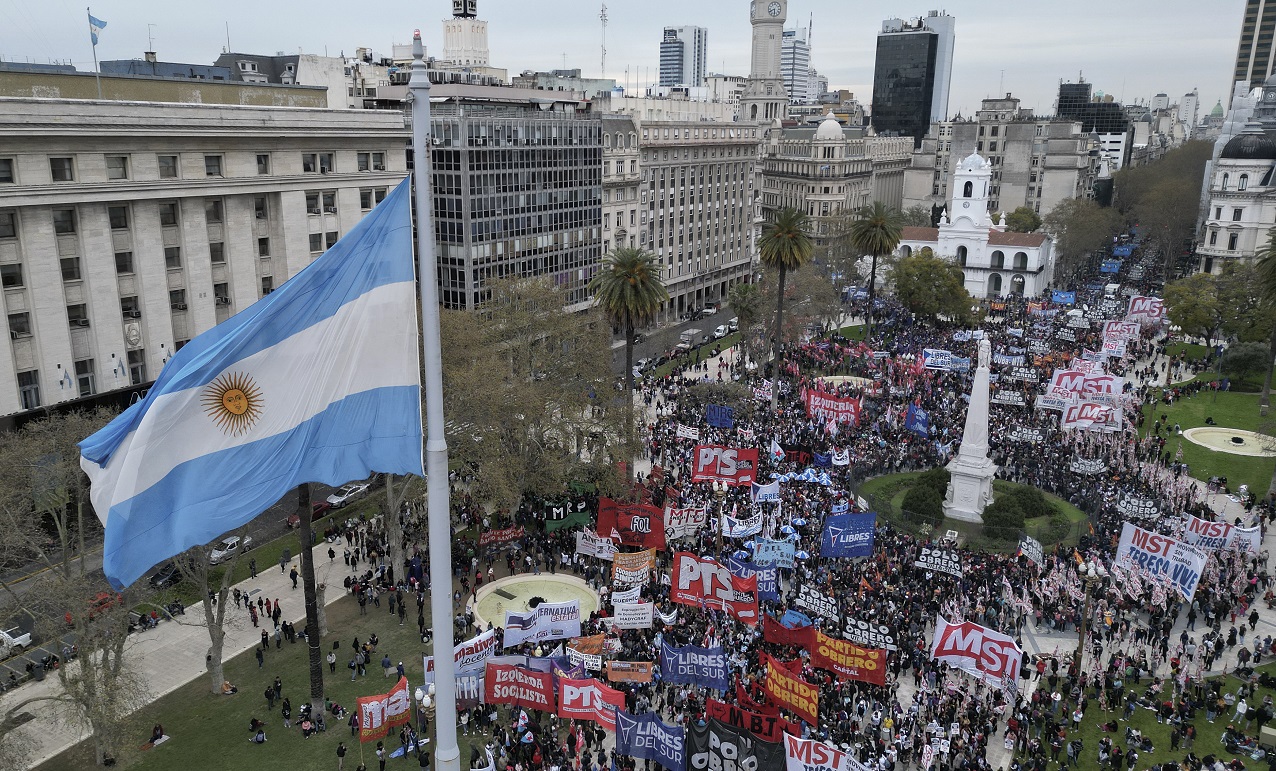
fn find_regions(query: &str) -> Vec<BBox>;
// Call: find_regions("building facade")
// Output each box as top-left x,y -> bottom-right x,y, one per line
659,26 -> 709,88
781,27 -> 811,105
1194,123 -> 1276,274
740,0 -> 789,123
602,115 -> 642,256
896,153 -> 1055,298
1055,81 -> 1133,170
1235,0 -> 1276,96
0,97 -> 407,417
870,11 -> 955,146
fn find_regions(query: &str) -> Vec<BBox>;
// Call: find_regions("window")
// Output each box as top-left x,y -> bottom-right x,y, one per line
374,188 -> 387,204
52,208 -> 76,234
159,202 -> 179,227
322,192 -> 336,213
1229,233 -> 1239,250
989,142 -> 998,152
8,311 -> 30,336
302,153 -> 333,173
204,155 -> 223,177
158,155 -> 178,179
50,157 -> 74,182
963,181 -> 973,198
175,339 -> 190,351
1215,207 -> 1223,220
309,233 -> 324,252
0,211 -> 13,238
360,189 -> 374,210
209,242 -> 226,264
0,158 -> 12,183
214,282 -> 230,305
1222,172 -> 1230,190
257,237 -> 270,257
991,250 -> 1005,270
169,289 -> 187,309
957,245 -> 968,266
357,152 -> 386,172
205,199 -> 223,224
105,155 -> 129,180
127,349 -> 147,385
74,359 -> 96,397
108,205 -> 129,230
67,303 -> 89,326
261,276 -> 274,295
325,231 -> 339,248
256,154 -> 270,174
1233,207 -> 1244,221
254,196 -> 269,220
120,295 -> 140,318
164,246 -> 182,269
17,371 -> 39,410
60,256 -> 81,281
319,153 -> 334,173
1240,174 -> 1250,191
0,263 -> 21,288
1014,252 -> 1028,271
306,192 -> 321,214
114,251 -> 134,274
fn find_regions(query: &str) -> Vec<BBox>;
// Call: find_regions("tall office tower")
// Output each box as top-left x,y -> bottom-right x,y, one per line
740,0 -> 789,122
1179,90 -> 1200,136
781,26 -> 811,104
1235,0 -> 1276,96
870,10 -> 955,147
442,0 -> 490,67
1056,80 -> 1133,170
658,26 -> 708,87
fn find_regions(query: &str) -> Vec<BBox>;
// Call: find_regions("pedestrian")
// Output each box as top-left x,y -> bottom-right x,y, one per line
282,697 -> 292,728
249,558 -> 257,579
328,650 -> 338,673
265,685 -> 275,710
279,554 -> 287,573
337,741 -> 347,770
350,656 -> 359,681
329,547 -> 336,562
377,741 -> 387,771
290,567 -> 299,590
274,627 -> 282,649
256,646 -> 264,668
273,676 -> 282,700
261,629 -> 269,649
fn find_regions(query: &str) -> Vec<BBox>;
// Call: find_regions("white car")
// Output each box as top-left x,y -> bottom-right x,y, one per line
326,482 -> 370,508
0,627 -> 30,657
713,325 -> 729,339
209,535 -> 253,565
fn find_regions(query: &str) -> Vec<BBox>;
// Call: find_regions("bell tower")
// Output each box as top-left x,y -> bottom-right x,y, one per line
740,0 -> 789,123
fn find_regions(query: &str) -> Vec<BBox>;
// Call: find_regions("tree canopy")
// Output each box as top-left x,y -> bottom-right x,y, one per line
889,250 -> 973,324
1043,198 -> 1121,279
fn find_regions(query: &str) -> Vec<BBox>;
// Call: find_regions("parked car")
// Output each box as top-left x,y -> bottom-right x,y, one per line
287,501 -> 332,529
209,535 -> 253,565
148,561 -> 182,589
0,627 -> 31,657
713,325 -> 729,339
66,591 -> 124,625
326,483 -> 371,508
728,317 -> 739,332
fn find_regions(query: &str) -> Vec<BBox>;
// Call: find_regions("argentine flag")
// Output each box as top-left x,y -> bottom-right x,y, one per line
80,179 -> 423,589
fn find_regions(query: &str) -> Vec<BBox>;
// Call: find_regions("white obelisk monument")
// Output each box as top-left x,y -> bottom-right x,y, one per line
943,338 -> 997,522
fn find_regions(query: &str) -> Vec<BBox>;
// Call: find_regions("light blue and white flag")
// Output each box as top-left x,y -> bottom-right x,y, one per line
88,13 -> 107,46
80,179 -> 422,588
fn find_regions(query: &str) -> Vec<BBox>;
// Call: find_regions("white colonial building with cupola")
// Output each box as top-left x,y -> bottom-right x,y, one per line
895,152 -> 1056,298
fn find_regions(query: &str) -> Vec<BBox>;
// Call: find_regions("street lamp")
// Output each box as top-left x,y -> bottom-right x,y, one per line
714,480 -> 728,554
1073,560 -> 1109,674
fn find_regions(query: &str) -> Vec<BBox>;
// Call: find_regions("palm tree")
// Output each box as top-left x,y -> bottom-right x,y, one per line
727,282 -> 763,367
589,247 -> 668,399
1254,226 -> 1276,417
758,207 -> 814,409
847,201 -> 905,337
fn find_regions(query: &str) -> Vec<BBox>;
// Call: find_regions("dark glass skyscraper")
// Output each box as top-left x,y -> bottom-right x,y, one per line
870,12 -> 954,148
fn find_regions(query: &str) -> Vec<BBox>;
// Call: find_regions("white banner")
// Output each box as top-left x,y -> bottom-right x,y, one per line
503,600 -> 582,648
677,423 -> 701,440
1115,522 -> 1207,601
423,629 -> 497,683
611,585 -> 641,604
723,509 -> 764,538
566,646 -> 603,672
1181,515 -> 1262,554
784,734 -> 870,771
664,506 -> 708,540
576,529 -> 618,561
613,601 -> 655,629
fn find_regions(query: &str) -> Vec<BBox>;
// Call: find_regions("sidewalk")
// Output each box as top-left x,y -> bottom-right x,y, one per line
2,540 -> 352,769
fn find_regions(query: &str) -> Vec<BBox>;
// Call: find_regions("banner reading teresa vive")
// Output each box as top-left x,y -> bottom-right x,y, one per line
821,512 -> 875,557
1115,522 -> 1206,601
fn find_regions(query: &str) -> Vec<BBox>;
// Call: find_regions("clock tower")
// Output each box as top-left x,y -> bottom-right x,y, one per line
740,0 -> 788,122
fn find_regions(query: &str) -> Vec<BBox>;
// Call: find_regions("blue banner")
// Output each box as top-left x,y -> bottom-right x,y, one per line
813,452 -> 831,467
1099,260 -> 1122,273
1051,290 -> 1076,305
779,609 -> 813,628
821,512 -> 876,558
615,708 -> 686,771
753,537 -> 796,569
706,404 -> 734,429
1112,244 -> 1134,257
728,556 -> 780,601
660,641 -> 729,691
905,403 -> 929,438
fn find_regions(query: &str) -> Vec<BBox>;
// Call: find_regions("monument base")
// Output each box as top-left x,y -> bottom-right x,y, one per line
943,454 -> 997,523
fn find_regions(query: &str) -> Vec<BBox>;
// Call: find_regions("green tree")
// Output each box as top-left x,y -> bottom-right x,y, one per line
1255,226 -> 1276,416
1163,272 -> 1226,346
727,282 -> 763,330
902,484 -> 943,525
847,201 -> 904,337
889,251 -> 973,324
1221,341 -> 1272,384
902,204 -> 933,227
589,247 -> 669,399
1005,206 -> 1042,233
1114,141 -> 1213,277
1043,198 -> 1122,279
758,207 -> 814,409
982,495 -> 1025,542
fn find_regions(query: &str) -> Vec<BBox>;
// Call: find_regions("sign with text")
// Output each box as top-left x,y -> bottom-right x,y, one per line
1017,534 -> 1043,565
706,404 -> 735,429
502,600 -> 581,648
754,537 -> 796,568
557,677 -> 624,731
841,618 -> 897,651
811,631 -> 886,685
615,708 -> 686,771
1127,295 -> 1166,323
605,660 -> 654,683
802,388 -> 862,425
763,652 -> 819,725
611,549 -> 655,585
706,698 -> 800,743
356,676 -> 411,743
1182,515 -> 1262,553
728,557 -> 780,602
661,640 -> 729,691
688,719 -> 785,771
613,601 -> 654,629
930,616 -> 1022,693
795,584 -> 839,622
597,498 -> 666,550
423,629 -> 496,683
575,528 -> 618,561
671,551 -> 759,624
821,512 -> 876,558
479,525 -> 525,547
665,506 -> 709,540
914,547 -> 963,577
483,663 -> 555,711
691,445 -> 759,487
1116,522 -> 1206,600
784,733 -> 871,771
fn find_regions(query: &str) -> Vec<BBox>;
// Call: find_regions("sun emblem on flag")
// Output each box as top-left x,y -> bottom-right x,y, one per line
202,372 -> 263,436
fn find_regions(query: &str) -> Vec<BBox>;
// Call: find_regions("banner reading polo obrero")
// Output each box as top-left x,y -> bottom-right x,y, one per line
356,676 -> 412,743
802,388 -> 861,426
930,616 -> 1023,694
1182,515 -> 1262,553
691,444 -> 759,487
785,734 -> 871,771
502,599 -> 581,648
1116,522 -> 1207,600
596,497 -> 666,550
79,181 -> 423,589
671,551 -> 759,624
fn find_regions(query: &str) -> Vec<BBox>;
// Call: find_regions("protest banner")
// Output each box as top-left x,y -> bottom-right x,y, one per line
605,661 -> 654,683
723,508 -> 764,538
612,549 -> 655,586
597,498 -> 666,550
728,556 -> 780,602
557,677 -> 624,731
691,445 -> 760,486
763,652 -> 819,725
763,613 -> 816,648
687,719 -> 785,771
841,618 -> 897,651
795,584 -> 839,621
423,629 -> 496,683
479,525 -> 525,547
671,551 -> 759,624
1127,295 -> 1166,323
615,708 -> 686,771
751,480 -> 782,503
676,423 -> 701,440
802,388 -> 862,425
706,404 -> 735,429
575,529 -> 618,561
1182,515 -> 1262,553
613,601 -> 654,629
1115,522 -> 1207,600
484,663 -> 556,711
784,733 -> 870,771
754,537 -> 796,568
821,512 -> 876,558
1017,535 -> 1043,565
922,349 -> 954,370
665,506 -> 709,540
565,645 -> 602,672
930,616 -> 1022,693
610,585 -> 641,604
811,631 -> 887,685
502,600 -> 581,648
356,676 -> 411,743
706,698 -> 800,743
914,547 -> 963,577
661,641 -> 730,691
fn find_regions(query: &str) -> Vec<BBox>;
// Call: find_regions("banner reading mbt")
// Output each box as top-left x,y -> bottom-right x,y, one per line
687,718 -> 785,771
483,663 -> 555,711
930,616 -> 1022,693
614,708 -> 686,771
1115,522 -> 1206,600
706,698 -> 801,743
661,640 -> 730,691
670,551 -> 759,624
914,547 -> 963,577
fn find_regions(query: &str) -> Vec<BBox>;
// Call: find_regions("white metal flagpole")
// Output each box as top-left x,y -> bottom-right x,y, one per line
87,7 -> 102,99
408,29 -> 460,771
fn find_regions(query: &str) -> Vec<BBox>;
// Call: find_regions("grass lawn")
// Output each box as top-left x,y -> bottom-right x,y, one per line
647,332 -> 743,379
38,589 -> 496,771
834,324 -> 867,342
1141,390 -> 1275,495
1167,342 -> 1211,361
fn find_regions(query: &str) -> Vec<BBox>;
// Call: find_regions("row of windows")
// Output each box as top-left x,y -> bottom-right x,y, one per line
0,151 -> 388,185
1219,172 -> 1251,192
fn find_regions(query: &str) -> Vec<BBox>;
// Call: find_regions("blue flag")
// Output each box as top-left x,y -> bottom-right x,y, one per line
727,556 -> 779,601
80,180 -> 423,588
822,512 -> 876,558
1051,290 -> 1076,305
905,403 -> 929,438
661,641 -> 729,691
614,708 -> 686,771
705,404 -> 734,429
88,13 -> 107,46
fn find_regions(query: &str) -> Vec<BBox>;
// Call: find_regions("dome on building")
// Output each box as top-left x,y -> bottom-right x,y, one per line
1210,100 -> 1225,118
814,117 -> 843,140
1221,122 -> 1276,160
957,152 -> 989,171
1265,72 -> 1276,88
1138,112 -> 1154,123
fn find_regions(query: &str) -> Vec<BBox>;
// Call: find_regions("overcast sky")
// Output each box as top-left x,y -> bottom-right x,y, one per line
0,0 -> 1240,117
